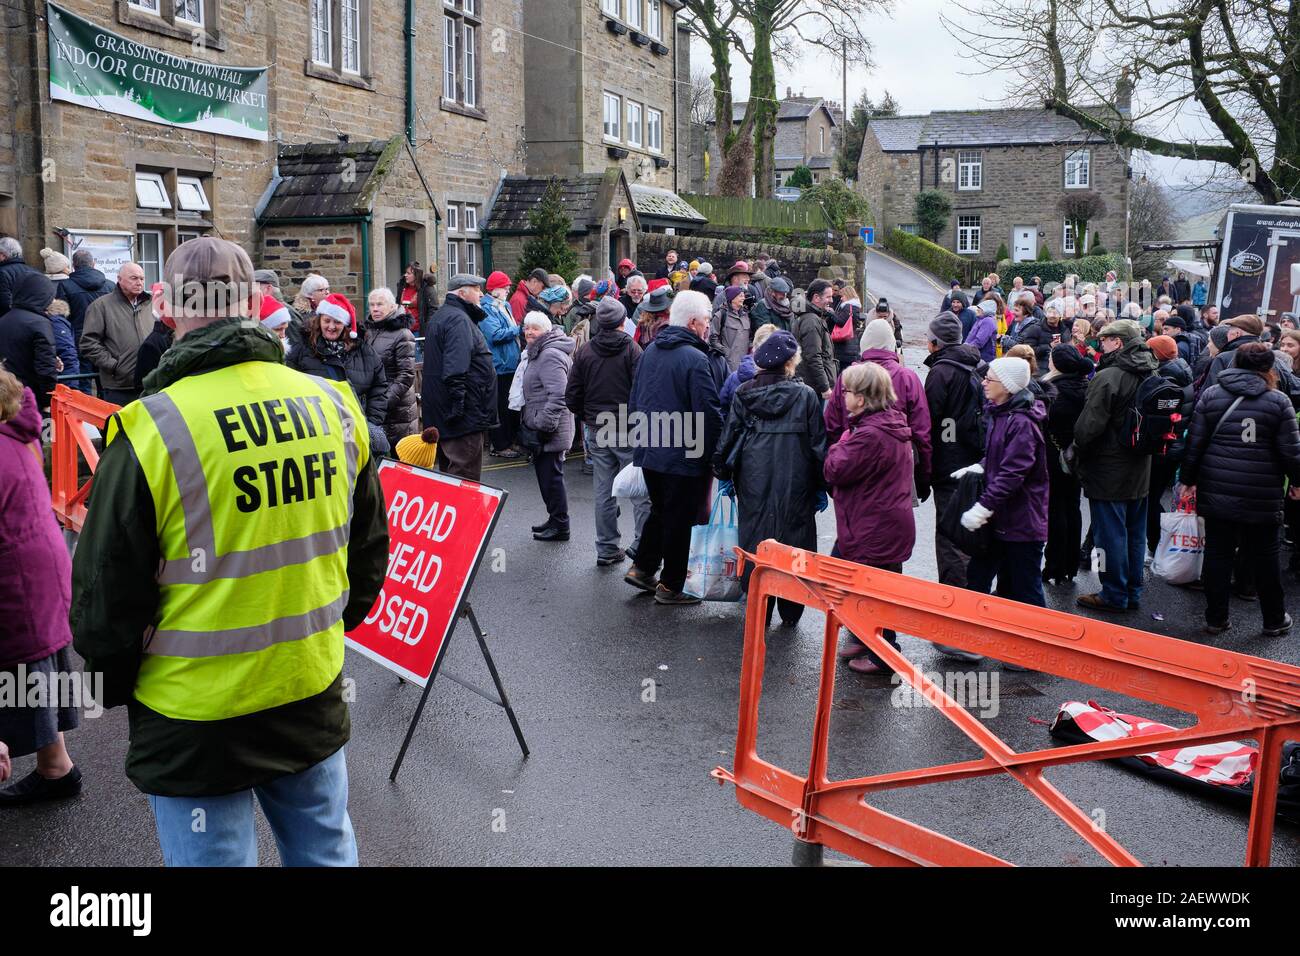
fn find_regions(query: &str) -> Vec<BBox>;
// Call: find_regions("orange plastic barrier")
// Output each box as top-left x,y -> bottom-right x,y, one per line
712,541 -> 1300,866
49,384 -> 121,533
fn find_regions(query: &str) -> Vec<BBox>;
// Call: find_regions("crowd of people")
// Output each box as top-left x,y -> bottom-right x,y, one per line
3,234 -> 1300,849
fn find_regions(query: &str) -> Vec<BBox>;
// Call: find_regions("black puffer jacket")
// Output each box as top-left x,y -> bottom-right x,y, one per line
421,293 -> 498,440
364,308 -> 418,450
1018,316 -> 1068,368
0,271 -> 58,407
288,328 -> 390,455
565,324 -> 642,427
0,255 -> 41,314
1180,368 -> 1300,524
922,343 -> 985,482
1045,372 -> 1088,453
713,372 -> 828,554
56,267 -> 113,340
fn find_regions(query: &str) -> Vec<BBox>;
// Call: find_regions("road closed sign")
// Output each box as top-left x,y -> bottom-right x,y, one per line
345,459 -> 506,686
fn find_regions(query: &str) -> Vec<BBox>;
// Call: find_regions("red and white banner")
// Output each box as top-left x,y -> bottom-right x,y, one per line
345,459 -> 505,686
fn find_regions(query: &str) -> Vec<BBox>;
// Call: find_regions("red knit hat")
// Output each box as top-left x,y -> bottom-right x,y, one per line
486,270 -> 511,292
318,292 -> 358,338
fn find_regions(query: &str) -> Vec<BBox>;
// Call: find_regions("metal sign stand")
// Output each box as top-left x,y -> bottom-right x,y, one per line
389,602 -> 529,781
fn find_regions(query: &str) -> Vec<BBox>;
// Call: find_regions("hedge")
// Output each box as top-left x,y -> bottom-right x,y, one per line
999,253 -> 1126,285
883,230 -> 993,286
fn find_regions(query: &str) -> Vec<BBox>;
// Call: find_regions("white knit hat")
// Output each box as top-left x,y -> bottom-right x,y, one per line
988,356 -> 1031,394
859,317 -> 896,352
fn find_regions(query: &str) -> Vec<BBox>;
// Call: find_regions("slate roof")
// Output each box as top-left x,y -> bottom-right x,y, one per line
481,174 -> 606,234
629,184 -> 707,225
868,106 -> 1118,151
731,96 -> 837,124
260,139 -> 397,220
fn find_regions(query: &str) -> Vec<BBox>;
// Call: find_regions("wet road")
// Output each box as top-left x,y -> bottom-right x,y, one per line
4,446 -> 1299,867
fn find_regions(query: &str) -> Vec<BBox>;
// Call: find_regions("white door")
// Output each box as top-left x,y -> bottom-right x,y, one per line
1012,226 -> 1036,262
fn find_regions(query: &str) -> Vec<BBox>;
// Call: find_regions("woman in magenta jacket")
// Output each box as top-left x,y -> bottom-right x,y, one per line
824,361 -> 917,674
0,370 -> 82,806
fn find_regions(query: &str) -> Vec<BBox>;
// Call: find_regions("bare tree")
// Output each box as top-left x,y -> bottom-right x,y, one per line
946,0 -> 1300,204
688,69 -> 717,127
1129,176 -> 1178,279
682,0 -> 891,196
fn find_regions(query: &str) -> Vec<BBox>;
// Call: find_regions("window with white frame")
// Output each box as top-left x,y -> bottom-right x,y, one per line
175,176 -> 210,213
175,0 -> 202,26
647,107 -> 663,153
463,22 -> 476,106
1065,149 -> 1090,188
341,0 -> 361,74
130,0 -> 161,12
1063,219 -> 1083,255
958,151 -> 982,190
603,92 -> 622,141
308,0 -> 369,79
819,127 -> 825,153
627,0 -> 642,30
900,223 -> 920,235
443,16 -> 457,99
135,172 -> 170,210
957,215 -> 981,254
445,201 -> 482,283
137,231 -> 163,288
602,0 -> 620,16
627,101 -> 643,148
647,0 -> 662,39
311,0 -> 332,66
442,0 -> 481,111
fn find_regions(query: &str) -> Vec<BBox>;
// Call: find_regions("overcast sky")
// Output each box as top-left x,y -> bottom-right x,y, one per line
695,0 -> 1221,195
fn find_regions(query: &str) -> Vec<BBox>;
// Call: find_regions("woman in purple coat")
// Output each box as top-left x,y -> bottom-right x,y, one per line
956,356 -> 1050,607
0,370 -> 82,805
824,362 -> 917,674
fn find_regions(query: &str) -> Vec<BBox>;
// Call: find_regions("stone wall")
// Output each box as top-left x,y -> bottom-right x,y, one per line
3,0 -> 526,292
262,225 -> 363,300
636,232 -> 832,289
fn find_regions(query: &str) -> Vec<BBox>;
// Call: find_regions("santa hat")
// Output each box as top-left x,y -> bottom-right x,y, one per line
318,293 -> 358,338
259,294 -> 292,331
646,277 -> 670,294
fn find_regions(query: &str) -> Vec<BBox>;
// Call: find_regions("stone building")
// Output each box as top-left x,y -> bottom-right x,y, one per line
483,0 -> 698,279
696,91 -> 841,195
0,0 -> 529,307
855,104 -> 1131,263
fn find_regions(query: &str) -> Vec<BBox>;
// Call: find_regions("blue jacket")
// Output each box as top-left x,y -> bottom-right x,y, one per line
720,354 -> 756,410
629,324 -> 724,476
954,306 -> 978,340
479,295 -> 521,374
48,313 -> 86,392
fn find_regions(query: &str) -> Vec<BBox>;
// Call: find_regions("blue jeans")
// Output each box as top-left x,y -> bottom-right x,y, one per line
1088,497 -> 1148,608
966,539 -> 1046,607
147,747 -> 357,867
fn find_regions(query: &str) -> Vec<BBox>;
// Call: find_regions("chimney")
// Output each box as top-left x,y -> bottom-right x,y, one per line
786,86 -> 792,98
1115,67 -> 1133,118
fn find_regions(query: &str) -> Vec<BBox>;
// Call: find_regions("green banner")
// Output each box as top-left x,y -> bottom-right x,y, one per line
47,2 -> 269,142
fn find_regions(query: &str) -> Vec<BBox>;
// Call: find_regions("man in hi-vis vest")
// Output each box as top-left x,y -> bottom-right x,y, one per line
72,238 -> 388,866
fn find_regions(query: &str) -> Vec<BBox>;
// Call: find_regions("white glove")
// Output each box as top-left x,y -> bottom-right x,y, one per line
960,502 -> 994,531
950,463 -> 985,480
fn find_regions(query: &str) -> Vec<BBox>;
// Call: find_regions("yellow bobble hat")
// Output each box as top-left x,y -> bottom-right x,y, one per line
688,260 -> 700,271
395,426 -> 439,469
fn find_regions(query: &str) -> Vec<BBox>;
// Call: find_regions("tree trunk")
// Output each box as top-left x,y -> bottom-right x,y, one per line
749,17 -> 777,198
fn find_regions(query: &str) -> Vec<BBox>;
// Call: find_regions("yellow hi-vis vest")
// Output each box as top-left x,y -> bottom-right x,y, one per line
108,361 -> 370,721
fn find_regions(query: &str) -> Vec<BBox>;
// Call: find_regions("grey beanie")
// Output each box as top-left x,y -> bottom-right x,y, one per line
1210,325 -> 1231,351
595,296 -> 627,330
928,313 -> 963,346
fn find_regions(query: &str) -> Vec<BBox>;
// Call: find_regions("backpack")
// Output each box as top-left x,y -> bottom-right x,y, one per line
934,358 -> 987,454
1119,372 -> 1185,457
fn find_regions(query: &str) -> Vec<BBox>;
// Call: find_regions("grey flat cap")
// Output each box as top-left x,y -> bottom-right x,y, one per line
253,269 -> 280,285
448,273 -> 487,290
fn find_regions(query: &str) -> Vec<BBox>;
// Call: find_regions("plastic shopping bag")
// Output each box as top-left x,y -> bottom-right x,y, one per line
1150,494 -> 1204,585
611,462 -> 648,499
683,491 -> 742,602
